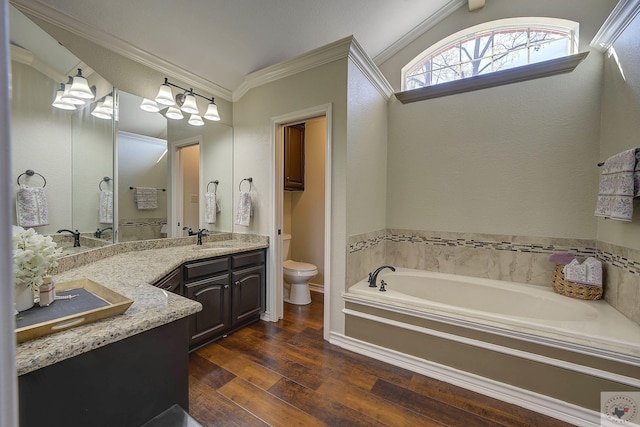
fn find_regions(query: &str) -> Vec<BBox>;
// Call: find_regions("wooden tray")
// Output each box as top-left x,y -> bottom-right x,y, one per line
15,278 -> 133,343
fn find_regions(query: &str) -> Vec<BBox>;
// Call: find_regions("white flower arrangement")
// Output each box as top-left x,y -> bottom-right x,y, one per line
13,226 -> 62,289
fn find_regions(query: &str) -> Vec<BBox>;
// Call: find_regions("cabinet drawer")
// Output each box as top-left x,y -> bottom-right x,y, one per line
231,250 -> 265,269
184,257 -> 229,281
154,268 -> 182,294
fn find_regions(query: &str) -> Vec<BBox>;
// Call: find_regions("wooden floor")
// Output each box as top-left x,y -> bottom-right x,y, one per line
188,292 -> 574,427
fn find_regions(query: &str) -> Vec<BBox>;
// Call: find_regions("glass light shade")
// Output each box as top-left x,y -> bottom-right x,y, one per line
155,84 -> 175,106
165,106 -> 184,120
52,86 -> 76,110
188,114 -> 204,126
101,95 -> 114,114
91,101 -> 111,119
180,93 -> 199,114
204,102 -> 220,121
68,70 -> 95,100
61,81 -> 86,105
140,98 -> 160,112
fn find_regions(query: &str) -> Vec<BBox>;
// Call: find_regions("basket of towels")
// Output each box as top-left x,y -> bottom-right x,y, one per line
549,252 -> 603,300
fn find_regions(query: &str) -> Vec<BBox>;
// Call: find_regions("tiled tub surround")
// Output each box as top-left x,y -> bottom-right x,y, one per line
347,229 -> 640,326
17,234 -> 269,376
118,217 -> 167,242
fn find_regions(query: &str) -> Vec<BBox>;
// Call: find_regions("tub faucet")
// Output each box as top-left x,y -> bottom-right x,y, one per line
57,229 -> 80,247
368,265 -> 395,288
94,226 -> 113,238
197,229 -> 207,245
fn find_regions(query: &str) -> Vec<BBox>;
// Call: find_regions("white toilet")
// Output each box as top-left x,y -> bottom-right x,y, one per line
282,233 -> 317,305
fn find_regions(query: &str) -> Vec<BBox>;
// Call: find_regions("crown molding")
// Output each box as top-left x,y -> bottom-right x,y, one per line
590,0 -> 640,52
233,36 -> 393,102
10,0 -> 232,101
10,44 -> 94,83
373,0 -> 466,65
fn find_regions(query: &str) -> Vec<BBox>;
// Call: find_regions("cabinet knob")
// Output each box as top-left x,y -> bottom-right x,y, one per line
235,280 -> 241,287
224,284 -> 229,289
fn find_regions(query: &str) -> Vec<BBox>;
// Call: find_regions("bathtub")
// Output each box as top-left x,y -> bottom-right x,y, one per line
346,268 -> 640,357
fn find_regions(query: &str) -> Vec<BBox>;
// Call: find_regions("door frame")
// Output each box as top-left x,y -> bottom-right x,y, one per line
270,104 -> 332,340
170,136 -> 203,237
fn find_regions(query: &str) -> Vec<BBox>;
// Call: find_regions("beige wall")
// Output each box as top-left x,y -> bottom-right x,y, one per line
381,0 -> 615,240
289,117 -> 326,287
597,11 -> 640,251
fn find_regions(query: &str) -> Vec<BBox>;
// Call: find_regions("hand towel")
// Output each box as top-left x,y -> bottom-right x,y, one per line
205,192 -> 217,224
99,190 -> 113,223
594,148 -> 639,221
563,257 -> 602,287
548,252 -> 575,265
134,187 -> 158,210
235,191 -> 252,227
16,185 -> 49,227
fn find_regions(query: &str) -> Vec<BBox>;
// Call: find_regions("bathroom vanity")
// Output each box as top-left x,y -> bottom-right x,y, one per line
15,235 -> 268,427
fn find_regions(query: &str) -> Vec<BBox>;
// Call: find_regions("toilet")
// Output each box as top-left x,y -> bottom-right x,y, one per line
282,233 -> 317,305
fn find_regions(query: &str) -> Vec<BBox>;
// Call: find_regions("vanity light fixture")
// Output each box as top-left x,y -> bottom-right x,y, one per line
91,95 -> 114,119
52,83 -> 77,110
67,68 -> 95,100
146,77 -> 221,125
61,76 -> 86,105
139,98 -> 160,112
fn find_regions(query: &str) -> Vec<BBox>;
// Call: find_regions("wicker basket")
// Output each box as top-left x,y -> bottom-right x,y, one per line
551,265 -> 602,300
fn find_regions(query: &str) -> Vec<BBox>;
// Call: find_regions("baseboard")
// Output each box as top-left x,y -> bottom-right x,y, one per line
309,282 -> 324,294
328,332 -> 603,427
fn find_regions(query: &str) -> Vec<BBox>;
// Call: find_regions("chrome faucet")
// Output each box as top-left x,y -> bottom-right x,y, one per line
368,265 -> 395,287
197,229 -> 207,245
94,226 -> 113,238
57,229 -> 81,247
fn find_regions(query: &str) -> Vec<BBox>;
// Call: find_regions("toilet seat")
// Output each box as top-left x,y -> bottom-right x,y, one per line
283,260 -> 317,272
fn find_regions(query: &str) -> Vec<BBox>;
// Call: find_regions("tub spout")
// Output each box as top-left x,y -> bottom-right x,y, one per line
368,265 -> 395,287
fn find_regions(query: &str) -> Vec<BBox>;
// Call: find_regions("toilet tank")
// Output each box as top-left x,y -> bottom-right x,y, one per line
282,233 -> 292,261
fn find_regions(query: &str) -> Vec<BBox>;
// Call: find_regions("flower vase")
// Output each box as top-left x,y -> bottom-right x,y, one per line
14,284 -> 34,312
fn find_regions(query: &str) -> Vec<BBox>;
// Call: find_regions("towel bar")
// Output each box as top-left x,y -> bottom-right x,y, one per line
17,169 -> 46,187
207,180 -> 219,193
129,186 -> 166,192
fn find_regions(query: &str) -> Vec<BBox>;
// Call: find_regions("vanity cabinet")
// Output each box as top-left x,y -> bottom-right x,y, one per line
284,124 -> 305,191
185,273 -> 231,347
231,251 -> 266,327
154,267 -> 183,294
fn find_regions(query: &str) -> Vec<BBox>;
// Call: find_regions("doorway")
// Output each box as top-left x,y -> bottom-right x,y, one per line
271,104 -> 332,340
172,137 -> 202,236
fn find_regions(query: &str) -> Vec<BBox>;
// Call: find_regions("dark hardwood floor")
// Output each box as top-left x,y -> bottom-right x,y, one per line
188,292 -> 575,427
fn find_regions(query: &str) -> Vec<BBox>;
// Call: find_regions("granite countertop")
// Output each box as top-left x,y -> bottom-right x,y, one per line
16,235 -> 269,376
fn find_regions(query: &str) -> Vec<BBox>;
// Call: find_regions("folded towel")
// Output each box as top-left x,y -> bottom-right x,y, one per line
205,192 -> 217,224
548,252 -> 575,265
594,148 -> 640,221
99,190 -> 113,223
235,191 -> 252,227
134,187 -> 158,210
16,185 -> 49,227
563,257 -> 602,287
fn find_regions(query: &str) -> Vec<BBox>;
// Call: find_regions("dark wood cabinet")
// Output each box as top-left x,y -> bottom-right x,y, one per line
159,248 -> 266,351
284,124 -> 305,191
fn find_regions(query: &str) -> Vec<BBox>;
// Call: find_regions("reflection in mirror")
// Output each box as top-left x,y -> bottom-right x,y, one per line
9,5 -> 114,254
116,91 -> 233,242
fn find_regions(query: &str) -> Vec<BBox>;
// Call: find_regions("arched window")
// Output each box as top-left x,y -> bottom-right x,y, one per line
402,18 -> 579,91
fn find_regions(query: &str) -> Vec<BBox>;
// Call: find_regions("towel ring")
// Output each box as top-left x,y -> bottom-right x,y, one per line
207,180 -> 219,193
239,177 -> 253,192
99,176 -> 112,190
17,169 -> 46,187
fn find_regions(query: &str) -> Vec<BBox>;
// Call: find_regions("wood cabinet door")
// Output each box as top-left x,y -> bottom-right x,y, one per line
231,265 -> 265,326
185,274 -> 230,345
284,124 -> 305,190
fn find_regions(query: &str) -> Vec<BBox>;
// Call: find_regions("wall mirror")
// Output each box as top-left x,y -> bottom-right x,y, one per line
9,5 -> 115,255
116,91 -> 234,242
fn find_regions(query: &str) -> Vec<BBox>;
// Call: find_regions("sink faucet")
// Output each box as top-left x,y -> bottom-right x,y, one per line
182,226 -> 196,236
57,229 -> 81,247
197,229 -> 207,245
368,265 -> 395,288
94,226 -> 113,238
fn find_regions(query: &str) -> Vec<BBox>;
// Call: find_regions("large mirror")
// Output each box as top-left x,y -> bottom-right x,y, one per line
9,5 -> 115,254
116,91 -> 233,242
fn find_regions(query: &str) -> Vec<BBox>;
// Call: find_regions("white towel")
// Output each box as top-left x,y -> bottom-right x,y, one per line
594,148 -> 640,221
99,190 -> 113,223
16,185 -> 49,227
563,257 -> 602,287
205,192 -> 217,224
134,187 -> 158,210
235,191 -> 252,227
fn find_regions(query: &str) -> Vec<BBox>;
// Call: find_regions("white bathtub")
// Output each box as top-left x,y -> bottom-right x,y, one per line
346,268 -> 640,357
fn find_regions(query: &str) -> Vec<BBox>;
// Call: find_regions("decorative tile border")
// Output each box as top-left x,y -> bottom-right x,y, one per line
597,249 -> 640,276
